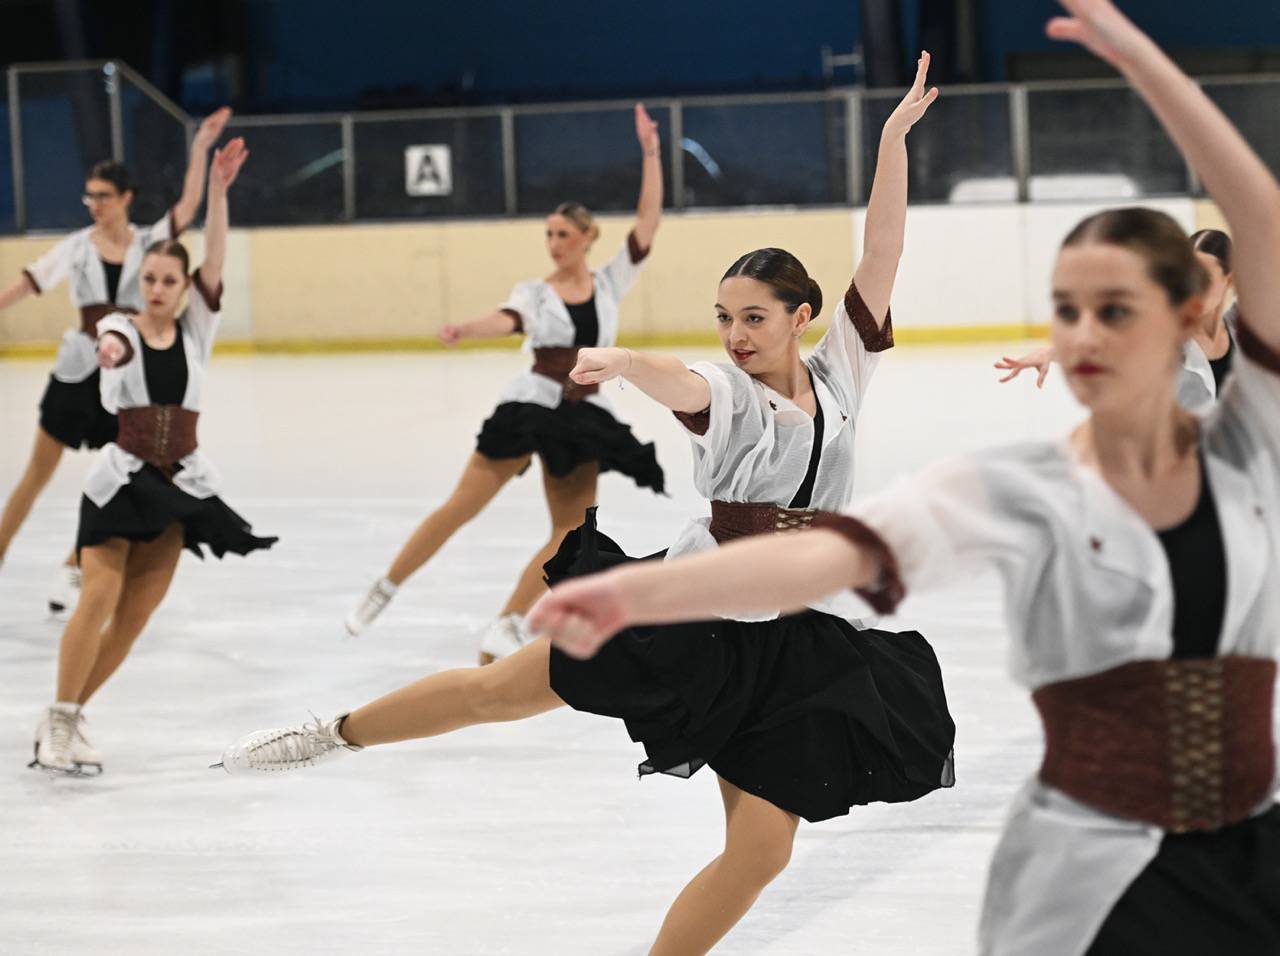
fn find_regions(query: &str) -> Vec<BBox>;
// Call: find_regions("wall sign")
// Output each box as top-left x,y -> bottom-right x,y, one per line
405,145 -> 453,197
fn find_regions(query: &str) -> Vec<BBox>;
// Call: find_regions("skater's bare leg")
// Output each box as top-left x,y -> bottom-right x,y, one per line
497,458 -> 598,619
0,427 -> 65,560
79,524 -> 183,705
341,637 -> 563,746
385,452 -> 531,586
54,539 -> 128,702
648,776 -> 800,956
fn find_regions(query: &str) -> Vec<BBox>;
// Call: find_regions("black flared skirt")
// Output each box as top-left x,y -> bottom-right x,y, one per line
1086,805 -> 1280,956
476,400 -> 664,494
77,464 -> 278,559
545,509 -> 956,824
39,372 -> 118,450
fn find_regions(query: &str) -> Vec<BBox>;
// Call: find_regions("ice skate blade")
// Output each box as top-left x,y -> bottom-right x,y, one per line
27,758 -> 88,778
209,761 -> 226,771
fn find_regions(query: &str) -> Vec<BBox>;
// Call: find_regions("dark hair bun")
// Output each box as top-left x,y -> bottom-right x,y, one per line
805,277 -> 824,319
721,247 -> 820,319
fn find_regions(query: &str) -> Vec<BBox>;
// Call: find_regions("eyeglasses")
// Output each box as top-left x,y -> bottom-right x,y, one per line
82,191 -> 120,205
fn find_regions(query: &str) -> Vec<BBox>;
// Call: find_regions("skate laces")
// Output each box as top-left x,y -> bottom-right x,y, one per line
48,709 -> 77,753
358,581 -> 394,616
244,714 -> 343,770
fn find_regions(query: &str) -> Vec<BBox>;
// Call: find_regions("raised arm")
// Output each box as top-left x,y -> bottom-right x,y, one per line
569,346 -> 710,414
1048,0 -> 1280,354
528,529 -> 874,659
171,107 -> 232,234
853,52 -> 938,326
632,103 -> 663,251
196,138 -> 247,294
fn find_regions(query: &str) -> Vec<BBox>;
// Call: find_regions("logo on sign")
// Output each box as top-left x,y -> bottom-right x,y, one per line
405,145 -> 453,197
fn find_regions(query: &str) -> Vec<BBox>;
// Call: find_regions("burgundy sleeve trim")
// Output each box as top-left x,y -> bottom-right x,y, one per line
100,330 -> 135,368
627,229 -> 651,265
810,511 -> 906,615
21,268 -> 41,295
192,270 -> 223,311
499,307 -> 524,334
844,282 -> 894,353
1236,313 -> 1280,374
169,206 -> 184,239
672,407 -> 710,436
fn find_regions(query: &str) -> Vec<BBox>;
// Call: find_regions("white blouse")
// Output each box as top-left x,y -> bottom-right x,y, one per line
23,211 -> 177,384
665,282 -> 892,623
86,276 -> 224,508
843,336 -> 1280,955
494,234 -> 648,413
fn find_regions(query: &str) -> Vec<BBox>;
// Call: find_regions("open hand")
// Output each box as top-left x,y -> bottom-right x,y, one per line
1046,0 -> 1151,68
526,576 -> 631,660
635,103 -> 660,154
884,51 -> 939,136
994,345 -> 1054,387
570,347 -> 631,386
193,106 -> 232,150
210,138 -> 249,191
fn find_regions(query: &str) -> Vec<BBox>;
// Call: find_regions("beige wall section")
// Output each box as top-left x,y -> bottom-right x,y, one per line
239,208 -> 855,345
0,235 -> 77,346
1193,199 -> 1228,233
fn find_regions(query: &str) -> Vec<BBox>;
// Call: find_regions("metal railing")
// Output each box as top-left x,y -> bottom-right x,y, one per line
3,59 -> 1280,233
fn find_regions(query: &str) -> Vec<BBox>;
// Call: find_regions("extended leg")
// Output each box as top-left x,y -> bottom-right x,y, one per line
341,637 -> 563,746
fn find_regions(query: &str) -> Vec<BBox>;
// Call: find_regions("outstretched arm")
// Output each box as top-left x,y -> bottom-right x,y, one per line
569,346 -> 710,413
528,529 -> 875,659
631,103 -> 663,252
0,276 -> 34,313
1048,0 -> 1280,353
439,311 -> 521,345
196,137 -> 247,294
854,51 -> 938,327
171,107 -> 232,233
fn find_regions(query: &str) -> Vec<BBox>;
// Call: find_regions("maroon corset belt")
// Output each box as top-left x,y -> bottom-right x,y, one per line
531,347 -> 598,402
708,500 -> 817,544
1033,657 -> 1277,832
116,406 -> 199,473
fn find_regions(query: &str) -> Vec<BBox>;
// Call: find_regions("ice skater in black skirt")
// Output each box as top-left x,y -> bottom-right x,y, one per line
344,104 -> 665,662
31,138 -> 275,777
535,7 -> 1280,953
217,58 -> 952,956
0,107 -> 232,613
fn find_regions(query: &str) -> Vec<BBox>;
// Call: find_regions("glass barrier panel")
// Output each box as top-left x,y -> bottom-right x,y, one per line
354,114 -> 505,220
1027,86 -> 1186,201
514,106 -> 672,214
217,120 -> 345,226
681,98 -> 846,207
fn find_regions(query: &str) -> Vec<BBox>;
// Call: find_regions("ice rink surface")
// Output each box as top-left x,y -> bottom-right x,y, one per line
1,342 -> 1091,954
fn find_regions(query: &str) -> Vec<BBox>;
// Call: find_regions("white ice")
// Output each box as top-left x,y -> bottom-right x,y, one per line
1,344 -> 1088,954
